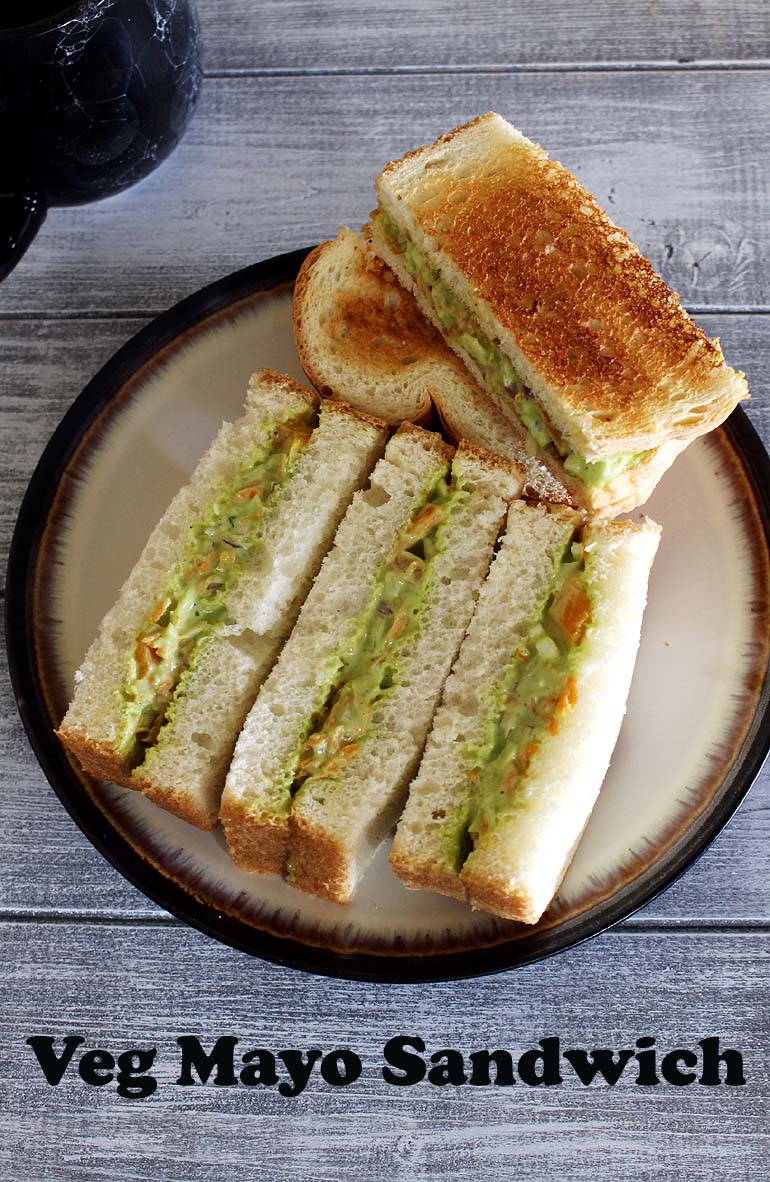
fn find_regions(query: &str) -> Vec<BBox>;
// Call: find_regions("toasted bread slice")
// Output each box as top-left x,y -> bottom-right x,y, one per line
294,228 -> 437,425
57,372 -> 387,829
295,226 -> 575,506
372,113 -> 748,512
390,501 -> 661,923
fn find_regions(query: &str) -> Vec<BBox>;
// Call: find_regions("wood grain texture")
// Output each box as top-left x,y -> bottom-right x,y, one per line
1,313 -> 768,922
197,1 -> 770,71
1,70 -> 768,317
0,923 -> 767,1180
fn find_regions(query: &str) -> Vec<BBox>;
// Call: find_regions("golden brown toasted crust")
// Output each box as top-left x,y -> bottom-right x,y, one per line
219,798 -> 288,875
392,419 -> 455,464
294,239 -> 452,379
370,218 -> 675,515
388,849 -> 467,902
293,232 -> 462,428
250,368 -> 320,412
453,438 -> 525,485
130,771 -> 219,831
461,869 -> 539,924
320,396 -> 389,434
287,814 -> 352,904
55,727 -> 134,790
57,727 -> 220,829
377,114 -> 747,449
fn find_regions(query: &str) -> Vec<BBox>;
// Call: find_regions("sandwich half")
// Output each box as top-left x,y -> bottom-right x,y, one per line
390,500 -> 661,923
294,226 -> 573,505
57,370 -> 388,829
220,425 -> 523,900
370,113 -> 748,516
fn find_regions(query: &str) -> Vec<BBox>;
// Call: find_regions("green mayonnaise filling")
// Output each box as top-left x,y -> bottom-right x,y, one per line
439,535 -> 592,869
119,411 -> 315,765
290,470 -> 465,801
379,212 -> 649,488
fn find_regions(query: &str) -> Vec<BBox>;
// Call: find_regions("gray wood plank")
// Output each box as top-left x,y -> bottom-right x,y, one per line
1,314 -> 769,922
0,923 -> 767,1180
1,69 -> 768,317
1,319 -> 162,918
197,0 -> 770,71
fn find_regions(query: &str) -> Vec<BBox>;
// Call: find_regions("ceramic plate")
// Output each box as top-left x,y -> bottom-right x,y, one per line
7,250 -> 770,982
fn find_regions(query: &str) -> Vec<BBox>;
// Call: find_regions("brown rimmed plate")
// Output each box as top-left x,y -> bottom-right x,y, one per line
7,249 -> 770,982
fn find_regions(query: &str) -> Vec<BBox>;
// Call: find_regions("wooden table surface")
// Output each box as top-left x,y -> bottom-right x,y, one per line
2,3 -> 769,1177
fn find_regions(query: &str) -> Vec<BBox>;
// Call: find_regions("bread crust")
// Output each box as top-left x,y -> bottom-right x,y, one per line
56,726 -> 217,833
248,368 -> 320,412
376,113 -> 748,457
460,871 -> 538,924
388,849 -> 467,902
219,798 -> 288,875
287,813 -> 353,904
372,219 -> 694,517
320,396 -> 389,434
293,231 -> 446,426
453,437 -> 524,486
392,418 -> 455,464
55,727 -> 134,790
130,770 -> 220,830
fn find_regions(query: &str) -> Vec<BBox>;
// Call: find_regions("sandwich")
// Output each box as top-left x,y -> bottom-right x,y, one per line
220,424 -> 524,901
390,499 -> 661,923
57,370 -> 388,829
370,113 -> 748,516
294,226 -> 573,505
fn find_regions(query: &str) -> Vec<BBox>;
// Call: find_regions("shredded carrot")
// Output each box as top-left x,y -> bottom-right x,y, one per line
555,676 -> 578,716
235,484 -> 262,500
388,608 -> 408,641
147,597 -> 170,624
194,552 -> 215,574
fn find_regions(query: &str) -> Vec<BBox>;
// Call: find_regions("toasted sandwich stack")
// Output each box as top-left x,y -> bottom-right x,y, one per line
296,114 -> 747,517
293,226 -> 573,505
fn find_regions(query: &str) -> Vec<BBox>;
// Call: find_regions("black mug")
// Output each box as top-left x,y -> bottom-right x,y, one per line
0,0 -> 202,280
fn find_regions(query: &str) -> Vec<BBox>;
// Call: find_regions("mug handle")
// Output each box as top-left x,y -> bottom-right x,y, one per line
0,193 -> 47,283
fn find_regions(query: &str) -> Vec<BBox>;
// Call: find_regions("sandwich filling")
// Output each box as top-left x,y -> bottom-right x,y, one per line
287,469 -> 465,807
376,212 -> 650,488
118,410 -> 314,765
441,530 -> 592,867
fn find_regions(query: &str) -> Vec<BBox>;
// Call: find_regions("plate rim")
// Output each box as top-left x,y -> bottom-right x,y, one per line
6,249 -> 770,984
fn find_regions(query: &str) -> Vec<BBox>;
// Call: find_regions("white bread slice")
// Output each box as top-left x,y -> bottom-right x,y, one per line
372,114 -> 747,510
219,424 -> 460,872
287,442 -> 523,903
460,516 -> 660,922
391,504 -> 661,924
389,501 -> 581,898
57,371 -> 387,828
